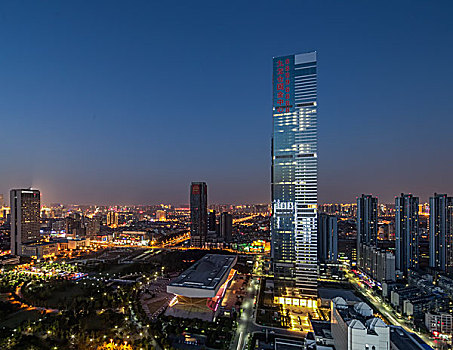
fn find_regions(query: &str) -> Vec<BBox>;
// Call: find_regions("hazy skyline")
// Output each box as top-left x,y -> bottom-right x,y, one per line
1,1 -> 453,205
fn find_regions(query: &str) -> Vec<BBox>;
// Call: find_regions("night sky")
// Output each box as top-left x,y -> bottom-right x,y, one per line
1,1 -> 452,205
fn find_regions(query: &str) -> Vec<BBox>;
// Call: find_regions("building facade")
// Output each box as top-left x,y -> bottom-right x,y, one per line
357,194 -> 378,270
219,212 -> 232,243
10,189 -> 41,256
331,297 -> 390,350
425,312 -> 453,336
429,193 -> 453,273
190,182 -> 208,247
395,193 -> 419,276
271,52 -> 318,298
317,213 -> 338,263
208,210 -> 216,232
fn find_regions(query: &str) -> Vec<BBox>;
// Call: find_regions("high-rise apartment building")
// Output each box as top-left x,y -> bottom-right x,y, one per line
190,182 -> 207,247
395,193 -> 419,276
220,212 -> 233,243
318,213 -> 338,263
271,52 -> 318,299
357,194 -> 378,270
106,211 -> 119,227
429,193 -> 453,273
10,189 -> 41,255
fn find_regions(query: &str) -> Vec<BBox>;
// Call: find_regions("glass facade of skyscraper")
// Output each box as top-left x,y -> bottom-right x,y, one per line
271,52 -> 318,298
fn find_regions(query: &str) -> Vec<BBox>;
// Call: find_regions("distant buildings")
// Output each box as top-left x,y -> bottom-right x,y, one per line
156,210 -> 167,221
271,51 -> 318,299
86,216 -> 101,237
107,211 -> 119,227
317,213 -> 338,263
190,182 -> 208,247
66,213 -> 85,236
219,212 -> 232,243
10,189 -> 41,256
395,193 -> 419,276
429,193 -> 453,273
357,194 -> 378,271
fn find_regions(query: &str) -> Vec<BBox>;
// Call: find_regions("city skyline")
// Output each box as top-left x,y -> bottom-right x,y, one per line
2,1 -> 453,205
1,2 -> 453,349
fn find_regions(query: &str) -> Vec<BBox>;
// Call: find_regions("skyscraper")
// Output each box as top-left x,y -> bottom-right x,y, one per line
220,212 -> 233,243
429,193 -> 453,273
271,52 -> 318,299
317,213 -> 338,263
190,182 -> 207,247
357,194 -> 378,270
10,189 -> 41,256
395,193 -> 419,276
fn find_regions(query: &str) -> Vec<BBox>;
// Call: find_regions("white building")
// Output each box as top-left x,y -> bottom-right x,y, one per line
425,311 -> 452,336
331,297 -> 390,350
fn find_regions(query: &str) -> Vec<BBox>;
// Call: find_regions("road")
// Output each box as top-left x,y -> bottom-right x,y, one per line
230,260 -> 306,350
346,270 -> 436,348
230,277 -> 260,350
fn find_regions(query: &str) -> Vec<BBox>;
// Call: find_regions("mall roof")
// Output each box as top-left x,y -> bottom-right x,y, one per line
167,254 -> 237,298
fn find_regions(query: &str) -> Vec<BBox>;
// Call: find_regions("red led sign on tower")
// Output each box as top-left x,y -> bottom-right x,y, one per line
275,58 -> 292,113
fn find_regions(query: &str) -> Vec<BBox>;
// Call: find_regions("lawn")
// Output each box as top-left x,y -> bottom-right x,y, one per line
0,309 -> 42,329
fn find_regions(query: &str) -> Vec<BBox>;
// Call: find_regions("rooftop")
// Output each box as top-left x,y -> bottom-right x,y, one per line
169,254 -> 237,291
390,326 -> 433,350
318,288 -> 361,302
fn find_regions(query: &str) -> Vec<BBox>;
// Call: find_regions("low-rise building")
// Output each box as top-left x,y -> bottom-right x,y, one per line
425,311 -> 453,336
331,297 -> 390,350
166,254 -> 237,321
437,275 -> 453,299
21,241 -> 58,259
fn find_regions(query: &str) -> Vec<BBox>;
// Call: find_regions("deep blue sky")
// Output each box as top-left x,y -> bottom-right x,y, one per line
1,1 -> 452,205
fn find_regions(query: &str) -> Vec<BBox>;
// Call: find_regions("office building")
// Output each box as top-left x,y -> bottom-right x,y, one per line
190,182 -> 208,247
10,189 -> 41,256
317,213 -> 338,263
357,194 -> 378,270
395,193 -> 419,276
220,212 -> 232,243
429,193 -> 453,273
271,52 -> 318,299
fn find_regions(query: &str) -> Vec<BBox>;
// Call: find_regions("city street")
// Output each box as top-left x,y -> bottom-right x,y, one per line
345,269 -> 437,348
